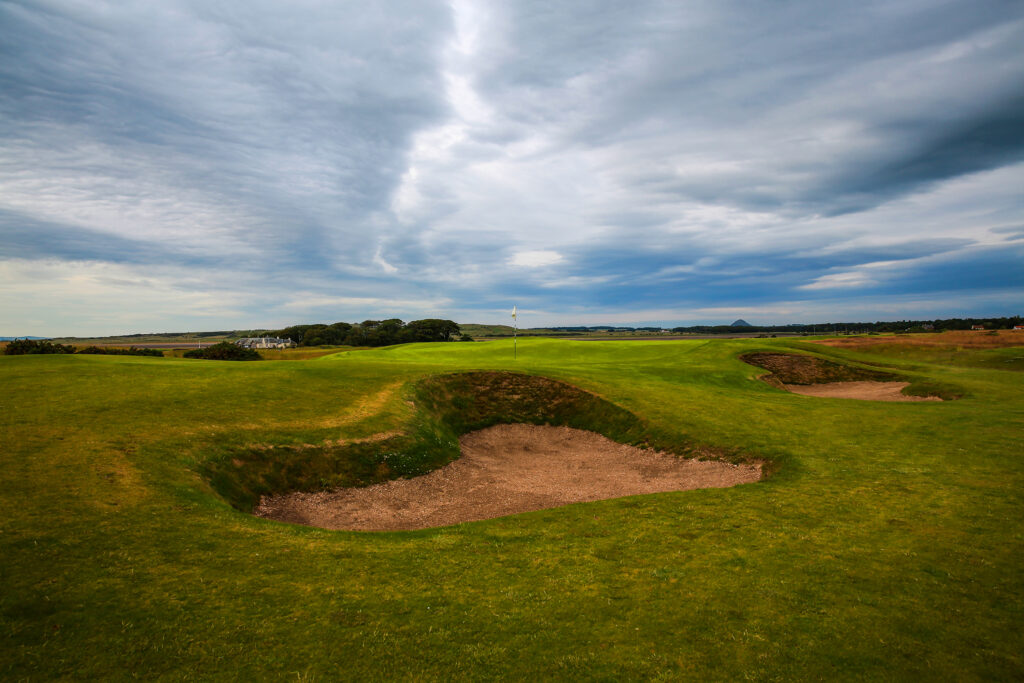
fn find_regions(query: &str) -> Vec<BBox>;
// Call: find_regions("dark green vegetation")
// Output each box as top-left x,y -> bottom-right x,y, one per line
4,340 -> 164,357
1,338 -> 1022,679
183,342 -> 262,361
76,346 -> 164,357
273,318 -> 462,347
3,338 -> 75,354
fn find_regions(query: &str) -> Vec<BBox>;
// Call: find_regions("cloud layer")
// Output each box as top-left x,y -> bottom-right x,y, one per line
2,0 -> 1022,334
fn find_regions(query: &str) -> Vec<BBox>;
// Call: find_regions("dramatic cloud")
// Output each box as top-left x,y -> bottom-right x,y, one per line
1,0 -> 1022,335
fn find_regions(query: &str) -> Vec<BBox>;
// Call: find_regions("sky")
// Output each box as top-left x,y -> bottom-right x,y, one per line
2,0 -> 1023,336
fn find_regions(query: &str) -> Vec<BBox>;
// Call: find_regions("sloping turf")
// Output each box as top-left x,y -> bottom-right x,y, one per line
1,338 -> 1021,679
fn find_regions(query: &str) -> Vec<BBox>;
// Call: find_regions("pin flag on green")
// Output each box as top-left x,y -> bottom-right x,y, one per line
512,305 -> 517,359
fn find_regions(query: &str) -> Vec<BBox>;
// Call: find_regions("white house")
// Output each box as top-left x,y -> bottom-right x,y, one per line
234,337 -> 296,349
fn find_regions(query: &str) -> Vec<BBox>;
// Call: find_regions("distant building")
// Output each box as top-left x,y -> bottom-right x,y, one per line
235,337 -> 296,349
971,325 -> 985,330
1014,325 -> 1024,331
922,324 -> 934,331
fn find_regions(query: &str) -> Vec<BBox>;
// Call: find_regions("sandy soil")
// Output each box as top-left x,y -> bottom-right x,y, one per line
254,424 -> 761,531
783,381 -> 941,401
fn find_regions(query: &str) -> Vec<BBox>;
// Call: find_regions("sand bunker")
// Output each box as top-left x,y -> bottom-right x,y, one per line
254,424 -> 761,531
783,381 -> 941,401
740,352 -> 944,402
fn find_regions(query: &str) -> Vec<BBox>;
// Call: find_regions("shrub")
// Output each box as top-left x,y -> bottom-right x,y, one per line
3,339 -> 75,355
183,342 -> 261,361
77,346 -> 164,357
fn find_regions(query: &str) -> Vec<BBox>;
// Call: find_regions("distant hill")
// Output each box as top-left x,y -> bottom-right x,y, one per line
731,319 -> 752,327
0,336 -> 49,341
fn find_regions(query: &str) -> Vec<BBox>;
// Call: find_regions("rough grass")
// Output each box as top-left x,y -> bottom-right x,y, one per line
1,338 -> 1022,680
817,329 -> 1024,350
739,351 -> 898,384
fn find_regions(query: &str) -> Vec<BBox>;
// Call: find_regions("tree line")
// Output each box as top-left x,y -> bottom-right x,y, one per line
270,319 -> 469,347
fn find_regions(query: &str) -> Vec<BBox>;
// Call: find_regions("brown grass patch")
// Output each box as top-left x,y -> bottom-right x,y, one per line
814,330 -> 1024,351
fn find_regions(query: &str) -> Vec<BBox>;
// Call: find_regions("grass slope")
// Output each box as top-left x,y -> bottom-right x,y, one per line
1,338 -> 1022,679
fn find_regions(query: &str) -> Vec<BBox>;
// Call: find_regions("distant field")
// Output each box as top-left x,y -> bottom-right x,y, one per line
48,331 -> 243,345
817,328 -> 1024,349
1,336 -> 1022,679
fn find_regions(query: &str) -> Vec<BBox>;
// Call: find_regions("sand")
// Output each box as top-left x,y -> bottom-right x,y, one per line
254,424 -> 761,531
783,381 -> 941,401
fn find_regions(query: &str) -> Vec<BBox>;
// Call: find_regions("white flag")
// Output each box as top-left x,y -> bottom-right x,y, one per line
512,305 -> 517,319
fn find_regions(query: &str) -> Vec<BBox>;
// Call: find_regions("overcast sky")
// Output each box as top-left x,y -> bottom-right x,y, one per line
2,0 -> 1023,335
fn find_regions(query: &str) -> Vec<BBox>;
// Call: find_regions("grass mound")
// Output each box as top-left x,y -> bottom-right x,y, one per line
203,370 -> 734,513
414,371 -> 647,443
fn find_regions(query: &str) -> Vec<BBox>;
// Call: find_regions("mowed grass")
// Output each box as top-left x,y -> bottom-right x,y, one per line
1,338 -> 1022,679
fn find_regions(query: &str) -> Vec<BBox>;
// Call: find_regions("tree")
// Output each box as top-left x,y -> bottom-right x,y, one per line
4,339 -> 74,355
272,318 -> 462,348
183,342 -> 261,361
302,325 -> 329,346
403,319 -> 461,342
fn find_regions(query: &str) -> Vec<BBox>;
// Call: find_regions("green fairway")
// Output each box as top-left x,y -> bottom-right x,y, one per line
2,338 -> 1022,679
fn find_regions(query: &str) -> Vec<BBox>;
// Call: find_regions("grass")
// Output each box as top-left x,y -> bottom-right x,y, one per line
1,337 -> 1022,679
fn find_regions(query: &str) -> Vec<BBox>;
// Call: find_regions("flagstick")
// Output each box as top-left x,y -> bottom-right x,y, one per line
512,304 -> 518,360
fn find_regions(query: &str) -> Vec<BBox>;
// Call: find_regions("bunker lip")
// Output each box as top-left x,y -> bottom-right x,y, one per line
254,424 -> 762,532
740,351 -> 945,401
